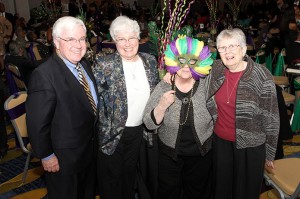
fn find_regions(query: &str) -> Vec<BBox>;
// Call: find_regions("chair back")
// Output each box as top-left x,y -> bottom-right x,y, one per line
90,36 -> 102,53
4,92 -> 29,153
264,158 -> 300,198
28,42 -> 42,61
32,46 -> 42,61
7,64 -> 27,92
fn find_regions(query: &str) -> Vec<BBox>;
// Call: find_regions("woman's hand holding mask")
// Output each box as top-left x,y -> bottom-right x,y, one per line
154,90 -> 175,124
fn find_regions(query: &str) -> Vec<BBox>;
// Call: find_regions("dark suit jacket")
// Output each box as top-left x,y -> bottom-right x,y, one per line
26,53 -> 98,174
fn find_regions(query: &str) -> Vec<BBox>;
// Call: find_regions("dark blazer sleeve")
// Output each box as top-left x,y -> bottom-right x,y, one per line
26,67 -> 56,159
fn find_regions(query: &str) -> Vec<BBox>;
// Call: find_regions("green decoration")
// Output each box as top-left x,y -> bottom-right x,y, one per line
273,49 -> 285,76
291,100 -> 300,132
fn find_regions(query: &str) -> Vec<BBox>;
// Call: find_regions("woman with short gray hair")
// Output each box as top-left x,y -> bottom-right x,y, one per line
206,28 -> 279,199
94,15 -> 159,199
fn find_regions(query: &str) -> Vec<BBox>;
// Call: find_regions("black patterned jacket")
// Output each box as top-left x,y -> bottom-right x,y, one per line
93,52 -> 159,155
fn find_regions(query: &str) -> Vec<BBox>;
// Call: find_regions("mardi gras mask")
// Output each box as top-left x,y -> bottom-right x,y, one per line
164,35 -> 213,80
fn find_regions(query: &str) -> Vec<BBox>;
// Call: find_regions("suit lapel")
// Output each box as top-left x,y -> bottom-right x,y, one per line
53,54 -> 96,116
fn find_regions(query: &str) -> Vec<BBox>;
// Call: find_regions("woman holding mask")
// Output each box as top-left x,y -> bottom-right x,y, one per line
143,35 -> 214,199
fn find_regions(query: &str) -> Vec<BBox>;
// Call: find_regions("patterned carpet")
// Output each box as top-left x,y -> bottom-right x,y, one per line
1,128 -> 300,199
0,126 -> 46,199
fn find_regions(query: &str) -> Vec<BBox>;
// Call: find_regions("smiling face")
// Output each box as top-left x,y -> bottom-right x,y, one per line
115,31 -> 139,62
53,25 -> 87,64
218,37 -> 246,72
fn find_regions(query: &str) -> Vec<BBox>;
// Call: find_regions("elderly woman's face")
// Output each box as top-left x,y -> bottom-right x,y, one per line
176,64 -> 193,79
218,37 -> 246,71
115,31 -> 139,61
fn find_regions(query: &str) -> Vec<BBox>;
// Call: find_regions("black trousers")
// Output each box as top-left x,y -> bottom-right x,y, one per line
45,161 -> 96,199
98,125 -> 143,199
213,134 -> 265,199
158,151 -> 213,199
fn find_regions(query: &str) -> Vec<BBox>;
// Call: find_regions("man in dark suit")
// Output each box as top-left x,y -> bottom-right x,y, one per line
26,16 -> 98,199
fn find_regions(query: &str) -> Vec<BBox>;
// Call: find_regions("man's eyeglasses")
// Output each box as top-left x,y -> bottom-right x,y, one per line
58,37 -> 87,45
178,57 -> 198,66
217,44 -> 240,53
116,37 -> 139,45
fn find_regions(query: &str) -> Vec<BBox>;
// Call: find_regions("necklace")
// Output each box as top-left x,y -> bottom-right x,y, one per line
174,82 -> 195,126
130,63 -> 137,79
123,56 -> 140,80
125,60 -> 138,80
226,70 -> 243,104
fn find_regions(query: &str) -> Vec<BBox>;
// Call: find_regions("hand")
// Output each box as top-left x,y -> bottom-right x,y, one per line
157,90 -> 176,111
42,155 -> 60,173
154,90 -> 176,124
163,72 -> 172,85
265,160 -> 275,169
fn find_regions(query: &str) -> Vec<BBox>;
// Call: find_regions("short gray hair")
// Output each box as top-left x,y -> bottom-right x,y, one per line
52,16 -> 86,39
109,16 -> 140,41
216,28 -> 247,49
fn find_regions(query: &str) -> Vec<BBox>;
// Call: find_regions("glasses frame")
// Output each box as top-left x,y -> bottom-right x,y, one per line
58,37 -> 87,45
217,44 -> 240,53
115,37 -> 139,45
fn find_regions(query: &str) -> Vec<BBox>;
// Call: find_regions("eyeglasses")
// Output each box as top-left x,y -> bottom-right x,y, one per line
116,37 -> 139,45
58,37 -> 87,45
178,57 -> 198,66
217,44 -> 240,53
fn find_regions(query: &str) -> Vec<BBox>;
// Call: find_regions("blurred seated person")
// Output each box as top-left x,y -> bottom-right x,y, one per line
237,11 -> 251,28
26,31 -> 51,59
68,0 -> 79,17
286,30 -> 300,65
0,2 -> 15,27
195,11 -> 208,27
137,14 -> 148,37
0,16 -> 12,71
86,3 -> 98,21
78,0 -> 87,14
294,4 -> 300,26
14,17 -> 28,31
5,41 -> 46,85
13,25 -> 29,58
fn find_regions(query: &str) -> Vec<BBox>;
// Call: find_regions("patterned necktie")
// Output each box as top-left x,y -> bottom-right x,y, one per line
75,64 -> 97,115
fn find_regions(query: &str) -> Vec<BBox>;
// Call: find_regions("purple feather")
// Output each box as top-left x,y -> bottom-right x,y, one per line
199,46 -> 210,60
170,41 -> 179,56
186,37 -> 193,54
165,66 -> 180,74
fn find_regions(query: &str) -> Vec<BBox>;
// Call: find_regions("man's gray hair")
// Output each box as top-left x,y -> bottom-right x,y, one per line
52,16 -> 86,39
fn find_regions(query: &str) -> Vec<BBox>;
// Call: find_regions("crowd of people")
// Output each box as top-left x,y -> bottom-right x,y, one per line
0,0 -> 298,199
